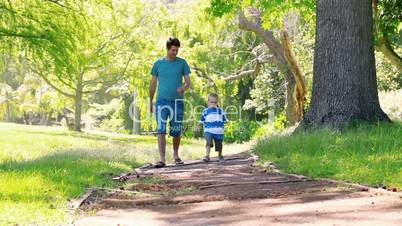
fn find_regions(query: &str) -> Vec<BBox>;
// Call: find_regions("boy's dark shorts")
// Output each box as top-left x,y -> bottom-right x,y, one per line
204,132 -> 223,152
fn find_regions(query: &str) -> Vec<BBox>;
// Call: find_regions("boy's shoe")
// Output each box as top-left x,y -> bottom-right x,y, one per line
218,156 -> 225,163
202,156 -> 210,163
175,158 -> 184,165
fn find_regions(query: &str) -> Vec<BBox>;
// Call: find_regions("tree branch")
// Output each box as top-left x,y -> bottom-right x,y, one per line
43,0 -> 78,12
375,37 -> 402,72
372,0 -> 402,71
238,10 -> 287,65
223,69 -> 255,81
0,30 -> 47,39
192,65 -> 218,91
30,66 -> 75,98
82,51 -> 134,89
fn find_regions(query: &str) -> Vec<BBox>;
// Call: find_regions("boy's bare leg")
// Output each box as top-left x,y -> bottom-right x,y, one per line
205,145 -> 211,157
158,134 -> 166,163
173,135 -> 181,160
216,139 -> 223,158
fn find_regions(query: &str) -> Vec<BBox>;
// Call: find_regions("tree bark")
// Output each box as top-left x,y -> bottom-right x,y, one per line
299,0 -> 390,130
45,110 -> 52,125
5,99 -> 11,122
132,90 -> 141,135
280,30 -> 306,124
40,112 -> 47,125
23,112 -> 28,124
74,88 -> 83,131
74,72 -> 84,131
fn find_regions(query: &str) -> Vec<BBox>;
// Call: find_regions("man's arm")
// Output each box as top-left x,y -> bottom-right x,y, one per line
149,75 -> 157,113
183,75 -> 191,91
177,75 -> 191,94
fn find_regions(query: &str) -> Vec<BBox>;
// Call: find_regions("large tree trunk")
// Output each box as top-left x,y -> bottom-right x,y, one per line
44,110 -> 52,126
283,69 -> 297,125
74,78 -> 83,131
299,0 -> 390,130
5,100 -> 11,122
40,112 -> 47,125
132,90 -> 141,135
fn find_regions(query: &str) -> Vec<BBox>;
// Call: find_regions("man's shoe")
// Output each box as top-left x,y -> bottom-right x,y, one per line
154,161 -> 166,168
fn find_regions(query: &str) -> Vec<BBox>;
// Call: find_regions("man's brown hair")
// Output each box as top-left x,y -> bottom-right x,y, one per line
166,37 -> 180,49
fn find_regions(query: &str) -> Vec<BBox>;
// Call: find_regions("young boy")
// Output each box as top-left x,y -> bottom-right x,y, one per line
196,93 -> 228,163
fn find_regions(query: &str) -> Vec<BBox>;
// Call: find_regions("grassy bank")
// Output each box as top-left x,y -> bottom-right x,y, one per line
0,122 -> 246,225
254,122 -> 402,189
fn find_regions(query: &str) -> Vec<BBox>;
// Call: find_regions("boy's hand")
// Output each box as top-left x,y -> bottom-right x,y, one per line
194,124 -> 202,132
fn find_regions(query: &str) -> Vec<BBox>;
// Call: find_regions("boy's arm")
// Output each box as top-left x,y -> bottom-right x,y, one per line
222,109 -> 229,123
195,110 -> 206,131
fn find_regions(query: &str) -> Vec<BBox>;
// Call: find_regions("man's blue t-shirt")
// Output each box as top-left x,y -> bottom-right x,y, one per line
151,57 -> 191,101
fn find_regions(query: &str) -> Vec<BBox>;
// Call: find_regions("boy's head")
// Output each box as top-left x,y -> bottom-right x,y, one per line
166,37 -> 180,59
207,93 -> 219,108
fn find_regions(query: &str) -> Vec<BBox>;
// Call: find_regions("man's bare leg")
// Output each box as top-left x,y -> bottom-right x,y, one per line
158,133 -> 166,163
173,135 -> 181,160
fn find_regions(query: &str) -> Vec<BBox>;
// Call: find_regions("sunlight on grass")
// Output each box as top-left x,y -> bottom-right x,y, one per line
254,122 -> 402,189
0,122 -> 247,225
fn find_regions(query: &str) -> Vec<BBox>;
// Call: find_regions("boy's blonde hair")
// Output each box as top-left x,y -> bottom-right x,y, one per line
208,93 -> 219,100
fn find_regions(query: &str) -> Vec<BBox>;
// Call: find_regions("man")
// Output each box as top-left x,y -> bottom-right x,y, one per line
149,37 -> 191,168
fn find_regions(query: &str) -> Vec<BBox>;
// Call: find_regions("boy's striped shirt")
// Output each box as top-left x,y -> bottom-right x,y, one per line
199,107 -> 228,135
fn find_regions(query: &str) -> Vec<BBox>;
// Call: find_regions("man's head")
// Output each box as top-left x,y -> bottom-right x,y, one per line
207,93 -> 219,108
166,37 -> 180,59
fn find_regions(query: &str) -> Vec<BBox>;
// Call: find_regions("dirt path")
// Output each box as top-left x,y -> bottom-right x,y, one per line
74,152 -> 402,226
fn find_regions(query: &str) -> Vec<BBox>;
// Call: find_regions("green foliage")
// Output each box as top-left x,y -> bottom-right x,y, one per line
253,112 -> 286,139
224,120 -> 260,143
254,122 -> 402,188
206,0 -> 240,17
244,66 -> 285,115
376,51 -> 402,91
375,0 -> 402,47
99,95 -> 134,134
86,99 -> 121,123
207,0 -> 315,29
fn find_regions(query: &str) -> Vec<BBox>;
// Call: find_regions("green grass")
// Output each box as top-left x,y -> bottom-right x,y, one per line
254,122 -> 402,189
0,122 -> 247,225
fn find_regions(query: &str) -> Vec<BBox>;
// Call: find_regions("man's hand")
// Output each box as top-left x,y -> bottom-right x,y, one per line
177,75 -> 190,95
176,86 -> 185,94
